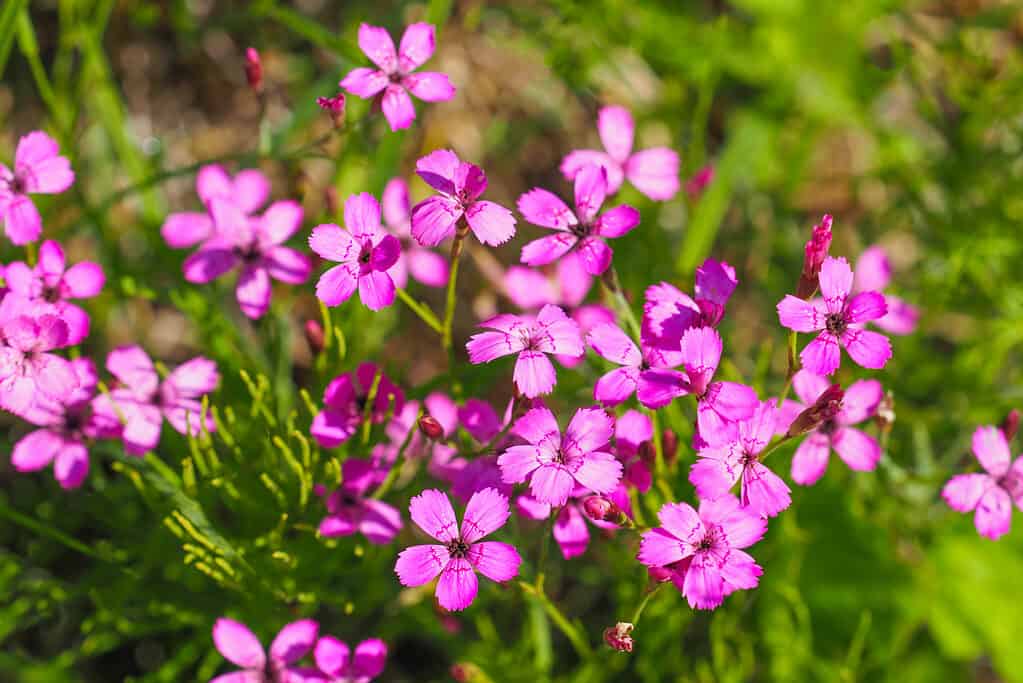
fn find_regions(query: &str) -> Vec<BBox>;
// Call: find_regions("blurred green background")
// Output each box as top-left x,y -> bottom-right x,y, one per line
2,0 -> 1023,681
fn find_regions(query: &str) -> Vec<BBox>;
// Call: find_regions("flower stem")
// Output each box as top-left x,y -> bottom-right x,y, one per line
518,581 -> 592,660
758,433 -> 793,462
442,221 -> 471,361
395,288 -> 443,333
371,406 -> 423,500
536,507 -> 559,583
776,330 -> 800,407
601,266 -> 642,339
630,583 -> 665,626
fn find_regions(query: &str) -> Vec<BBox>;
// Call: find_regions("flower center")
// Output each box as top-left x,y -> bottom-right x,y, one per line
41,285 -> 61,303
9,174 -> 26,195
825,313 -> 847,336
819,418 -> 837,435
569,223 -> 592,239
233,243 -> 261,263
359,243 -> 373,265
447,538 -> 470,559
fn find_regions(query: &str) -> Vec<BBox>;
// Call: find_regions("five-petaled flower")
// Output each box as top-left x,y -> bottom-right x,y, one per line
210,617 -> 321,683
0,311 -> 78,417
341,23 -> 456,131
316,458 -> 402,544
943,426 -> 1023,540
395,487 -> 522,611
161,164 -> 271,249
0,131 -> 74,245
518,164 -> 640,275
314,635 -> 388,683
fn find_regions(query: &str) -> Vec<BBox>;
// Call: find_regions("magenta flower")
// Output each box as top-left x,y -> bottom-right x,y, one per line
310,193 -> 402,311
183,197 -> 311,319
10,358 -> 111,490
466,305 -> 583,397
311,363 -> 404,448
637,495 -> 766,610
616,409 -> 653,492
689,401 -> 792,518
586,322 -> 689,409
381,178 -> 449,288
4,239 -> 105,345
517,485 -> 631,559
560,106 -> 679,201
518,164 -> 640,276
340,23 -> 455,131
410,150 -> 516,248
317,458 -> 402,544
642,258 -> 737,352
0,312 -> 78,417
780,370 -> 883,485
943,426 -> 1023,540
395,487 -> 522,611
161,165 -> 271,249
853,245 -> 919,335
93,346 -> 219,455
0,131 -> 74,244
314,636 -> 387,683
777,256 -> 892,376
211,617 -> 321,683
498,406 -> 622,506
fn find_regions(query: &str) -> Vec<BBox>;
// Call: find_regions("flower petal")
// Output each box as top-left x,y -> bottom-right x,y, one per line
358,23 -> 398,73
818,256 -> 853,314
404,72 -> 455,102
461,487 -> 511,543
409,488 -> 459,542
313,636 -> 350,678
801,333 -> 841,376
840,328 -> 892,370
777,295 -> 826,333
975,486 -> 1012,540
467,540 -> 522,580
553,505 -> 590,559
340,67 -> 389,98
435,557 -> 478,611
358,270 -> 396,311
213,618 -> 266,670
790,432 -> 831,485
265,246 -> 311,284
381,84 -> 416,131
270,620 -> 318,666
398,22 -> 435,72
594,366 -> 640,406
595,205 -> 640,238
597,106 -> 634,163
942,473 -> 988,512
513,349 -> 557,397
624,148 -> 680,201
972,425 -> 1012,478
410,196 -> 461,247
235,265 -> 271,319
845,291 -> 887,324
577,236 -> 612,275
315,263 -> 359,307
466,200 -> 516,246
529,464 -> 575,506
831,427 -> 881,472
683,553 -> 725,610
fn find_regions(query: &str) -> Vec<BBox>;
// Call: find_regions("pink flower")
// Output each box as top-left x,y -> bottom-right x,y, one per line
943,426 -> 1023,540
0,312 -> 78,417
466,305 -> 583,397
314,636 -> 387,682
615,409 -> 653,492
395,487 -> 522,611
796,214 -> 833,299
642,258 -> 737,352
211,617 -> 321,683
777,256 -> 892,375
637,495 -> 766,610
503,254 -> 593,311
183,197 -> 311,319
516,485 -> 631,559
310,193 -> 402,311
317,458 -> 402,544
161,165 -> 271,249
0,131 -> 74,244
92,346 -> 219,456
587,322 -> 691,409
410,150 -> 516,248
4,239 -> 105,345
381,178 -> 449,288
779,370 -> 883,486
689,401 -> 792,518
10,358 -> 111,489
853,245 -> 919,335
498,406 -> 622,506
518,164 -> 640,276
311,363 -> 404,448
340,23 -> 455,131
560,106 -> 679,201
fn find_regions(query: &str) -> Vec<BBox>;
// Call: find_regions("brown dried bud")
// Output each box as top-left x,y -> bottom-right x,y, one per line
603,622 -> 634,653
786,383 -> 844,438
1001,409 -> 1020,442
419,415 -> 445,440
875,390 -> 896,431
244,47 -> 263,94
661,429 -> 679,466
304,319 -> 325,354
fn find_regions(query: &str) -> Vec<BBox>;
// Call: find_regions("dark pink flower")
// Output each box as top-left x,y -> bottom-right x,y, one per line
685,164 -> 715,199
244,47 -> 263,93
642,258 -> 737,352
311,363 -> 404,448
0,131 -> 74,244
615,409 -> 653,492
518,164 -> 640,276
317,458 -> 401,544
587,322 -> 689,409
340,23 -> 455,131
561,106 -> 679,200
796,214 -> 832,299
381,177 -> 449,288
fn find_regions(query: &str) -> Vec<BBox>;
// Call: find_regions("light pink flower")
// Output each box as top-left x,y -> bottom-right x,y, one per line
638,494 -> 766,610
560,106 -> 679,201
314,636 -> 387,683
943,426 -> 1023,540
498,406 -> 622,506
410,150 -> 516,248
518,164 -> 640,276
853,245 -> 919,335
466,305 -> 583,398
0,131 -> 74,244
642,258 -> 737,352
310,193 -> 402,311
210,617 -> 321,683
183,197 -> 311,319
340,23 -> 455,131
381,177 -> 449,288
779,370 -> 883,485
0,312 -> 78,417
161,165 -> 271,249
4,239 -> 105,345
93,346 -> 219,456
317,458 -> 402,544
503,254 -> 593,312
689,401 -> 792,518
395,487 -> 522,611
777,256 -> 892,375
311,363 -> 404,448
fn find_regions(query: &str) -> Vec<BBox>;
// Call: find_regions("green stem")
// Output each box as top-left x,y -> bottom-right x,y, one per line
629,583 -> 665,626
360,368 -> 384,445
519,581 -> 592,660
442,222 -> 470,358
395,288 -> 443,333
371,406 -> 423,500
536,507 -> 559,582
601,267 -> 642,339
758,433 -> 793,462
0,501 -> 128,569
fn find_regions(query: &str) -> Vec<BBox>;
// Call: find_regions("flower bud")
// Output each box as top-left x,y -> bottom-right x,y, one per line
304,319 -> 325,355
583,495 -> 617,522
317,92 -> 347,128
661,429 -> 679,466
1001,409 -> 1020,442
796,214 -> 833,299
697,298 -> 725,327
603,622 -> 634,653
419,415 -> 445,440
685,164 -> 715,199
637,440 -> 655,466
244,47 -> 263,94
786,383 -> 843,437
647,566 -> 674,583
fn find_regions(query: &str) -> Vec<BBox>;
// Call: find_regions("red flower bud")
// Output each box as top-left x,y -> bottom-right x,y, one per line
637,440 -> 655,466
796,214 -> 833,299
1002,409 -> 1020,442
583,495 -> 617,522
603,622 -> 635,653
661,429 -> 679,466
317,92 -> 347,128
419,415 -> 445,440
304,319 -> 325,354
244,47 -> 263,94
685,164 -> 715,199
647,566 -> 674,583
786,383 -> 844,437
